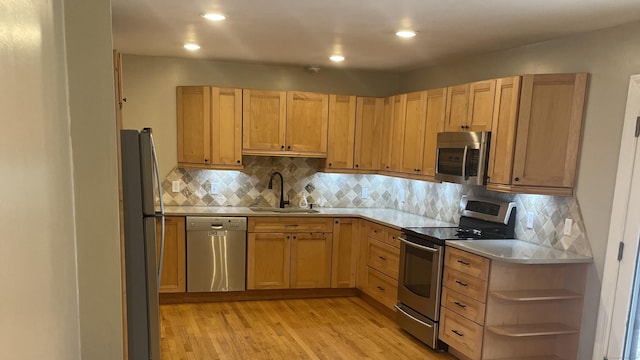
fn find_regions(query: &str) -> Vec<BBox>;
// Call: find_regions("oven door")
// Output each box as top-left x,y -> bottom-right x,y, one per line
397,236 -> 444,321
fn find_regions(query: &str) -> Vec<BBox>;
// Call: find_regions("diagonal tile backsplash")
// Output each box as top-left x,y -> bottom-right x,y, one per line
162,156 -> 591,257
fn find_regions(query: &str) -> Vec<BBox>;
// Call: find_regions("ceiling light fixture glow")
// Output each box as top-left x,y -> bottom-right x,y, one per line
202,13 -> 226,21
329,54 -> 345,62
184,43 -> 201,51
396,30 -> 417,38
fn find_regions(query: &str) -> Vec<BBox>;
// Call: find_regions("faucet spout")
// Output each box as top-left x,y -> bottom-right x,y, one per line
268,171 -> 290,208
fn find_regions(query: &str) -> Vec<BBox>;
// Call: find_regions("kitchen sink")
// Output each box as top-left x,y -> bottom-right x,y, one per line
249,207 -> 319,213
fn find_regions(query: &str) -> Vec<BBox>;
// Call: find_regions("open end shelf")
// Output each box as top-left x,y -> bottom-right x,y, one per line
489,289 -> 582,302
486,323 -> 578,337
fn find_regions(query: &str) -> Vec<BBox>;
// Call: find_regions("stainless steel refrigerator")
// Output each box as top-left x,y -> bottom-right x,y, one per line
120,128 -> 165,360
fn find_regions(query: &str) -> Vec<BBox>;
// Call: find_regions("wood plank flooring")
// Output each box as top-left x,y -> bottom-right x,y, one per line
160,296 -> 457,360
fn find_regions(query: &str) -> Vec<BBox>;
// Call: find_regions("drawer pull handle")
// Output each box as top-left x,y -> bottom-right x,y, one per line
285,224 -> 299,227
453,301 -> 467,308
451,329 -> 464,337
377,286 -> 385,291
455,280 -> 468,287
457,260 -> 470,266
378,256 -> 387,260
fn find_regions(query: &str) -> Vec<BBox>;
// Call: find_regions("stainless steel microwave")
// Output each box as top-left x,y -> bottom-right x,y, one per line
435,131 -> 490,186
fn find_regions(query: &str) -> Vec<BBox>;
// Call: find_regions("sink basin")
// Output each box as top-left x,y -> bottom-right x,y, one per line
249,207 -> 319,214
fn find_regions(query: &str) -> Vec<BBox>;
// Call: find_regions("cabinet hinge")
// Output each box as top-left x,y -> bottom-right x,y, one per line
618,242 -> 625,261
636,116 -> 640,137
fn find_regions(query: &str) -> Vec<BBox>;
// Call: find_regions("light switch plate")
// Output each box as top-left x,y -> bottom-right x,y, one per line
399,189 -> 406,202
171,181 -> 180,193
526,212 -> 534,229
361,187 -> 368,199
563,218 -> 573,236
211,183 -> 220,195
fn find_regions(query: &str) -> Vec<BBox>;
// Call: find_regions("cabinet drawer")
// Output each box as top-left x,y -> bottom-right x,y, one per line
385,228 -> 402,248
248,217 -> 333,233
439,307 -> 483,360
364,268 -> 398,310
443,267 -> 488,303
367,238 -> 399,280
441,286 -> 486,325
365,221 -> 386,242
445,247 -> 490,280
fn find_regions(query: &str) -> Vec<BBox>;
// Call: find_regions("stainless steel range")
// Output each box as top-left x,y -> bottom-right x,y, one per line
395,196 -> 516,350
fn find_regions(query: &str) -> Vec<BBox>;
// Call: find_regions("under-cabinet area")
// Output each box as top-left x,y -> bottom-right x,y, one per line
175,72 -> 588,196
157,208 -> 591,360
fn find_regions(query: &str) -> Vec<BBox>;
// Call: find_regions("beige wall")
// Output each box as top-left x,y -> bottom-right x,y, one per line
399,20 -> 640,359
121,55 -> 399,177
65,0 -> 124,358
0,1 -> 82,359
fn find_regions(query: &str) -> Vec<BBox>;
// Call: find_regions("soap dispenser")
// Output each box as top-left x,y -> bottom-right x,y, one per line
298,192 -> 308,208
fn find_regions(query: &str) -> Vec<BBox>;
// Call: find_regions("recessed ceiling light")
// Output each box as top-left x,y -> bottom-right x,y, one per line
202,13 -> 226,21
329,54 -> 345,62
396,30 -> 417,38
184,43 -> 201,51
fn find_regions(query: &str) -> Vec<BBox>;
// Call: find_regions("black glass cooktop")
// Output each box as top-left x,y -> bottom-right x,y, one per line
402,225 -> 513,246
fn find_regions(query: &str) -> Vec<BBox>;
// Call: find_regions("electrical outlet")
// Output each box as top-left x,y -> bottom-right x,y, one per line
563,218 -> 573,236
211,183 -> 220,195
399,189 -> 406,202
526,212 -> 534,229
361,187 -> 368,199
171,181 -> 180,193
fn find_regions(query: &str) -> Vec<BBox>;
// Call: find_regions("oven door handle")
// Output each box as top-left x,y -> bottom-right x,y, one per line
395,305 -> 433,328
398,237 -> 440,253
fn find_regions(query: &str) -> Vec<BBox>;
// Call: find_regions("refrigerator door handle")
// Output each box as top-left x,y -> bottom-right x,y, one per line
150,131 -> 165,284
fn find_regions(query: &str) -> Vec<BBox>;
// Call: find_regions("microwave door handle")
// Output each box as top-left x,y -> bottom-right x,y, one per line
435,148 -> 440,175
462,145 -> 469,180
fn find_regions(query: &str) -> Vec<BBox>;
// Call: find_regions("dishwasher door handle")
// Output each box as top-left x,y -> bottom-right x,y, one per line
210,224 -> 223,230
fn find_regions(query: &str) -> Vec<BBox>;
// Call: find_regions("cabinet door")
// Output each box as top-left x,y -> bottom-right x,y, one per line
444,84 -> 469,132
331,219 -> 359,288
467,79 -> 496,131
379,97 -> 394,171
177,86 -> 211,165
512,73 -> 588,188
242,89 -> 286,153
487,77 -> 521,186
326,95 -> 356,169
156,217 -> 186,293
389,94 -> 407,172
211,87 -> 243,167
247,232 -> 291,289
420,88 -> 447,177
399,91 -> 427,174
290,232 -> 332,288
286,91 -> 329,154
354,97 -> 383,171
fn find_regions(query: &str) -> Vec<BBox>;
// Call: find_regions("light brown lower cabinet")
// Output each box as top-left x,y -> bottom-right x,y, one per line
155,216 -> 186,293
358,220 -> 401,311
440,247 -> 587,360
331,218 -> 359,288
247,217 -> 334,290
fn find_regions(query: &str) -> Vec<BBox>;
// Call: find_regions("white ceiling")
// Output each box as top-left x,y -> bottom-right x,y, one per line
111,0 -> 640,70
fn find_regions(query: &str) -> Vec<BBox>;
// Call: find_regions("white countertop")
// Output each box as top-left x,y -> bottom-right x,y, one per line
447,239 -> 593,264
163,206 -> 456,230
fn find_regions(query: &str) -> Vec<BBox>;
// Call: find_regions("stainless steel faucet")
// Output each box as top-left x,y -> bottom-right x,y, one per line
268,171 -> 290,208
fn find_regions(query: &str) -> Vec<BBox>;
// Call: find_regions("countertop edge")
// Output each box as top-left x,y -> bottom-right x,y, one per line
446,240 -> 593,265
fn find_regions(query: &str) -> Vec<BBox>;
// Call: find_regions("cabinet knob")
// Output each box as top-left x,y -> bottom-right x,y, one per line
514,177 -> 520,182
204,158 -> 209,163
460,125 -> 465,129
329,163 -> 333,167
335,220 -> 339,224
386,165 -> 390,169
355,164 -> 359,168
287,145 -> 291,150
236,160 -> 241,164
281,145 -> 285,150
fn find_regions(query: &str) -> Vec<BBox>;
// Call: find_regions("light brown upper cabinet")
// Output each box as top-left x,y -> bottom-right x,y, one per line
399,91 -> 428,174
379,96 -> 394,171
419,88 -> 448,179
389,94 -> 407,172
487,73 -> 589,196
325,95 -> 357,171
353,97 -> 384,172
444,80 -> 496,132
242,90 -> 329,157
177,86 -> 243,169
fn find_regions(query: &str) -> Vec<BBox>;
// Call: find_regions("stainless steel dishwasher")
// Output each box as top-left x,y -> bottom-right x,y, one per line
186,216 -> 247,292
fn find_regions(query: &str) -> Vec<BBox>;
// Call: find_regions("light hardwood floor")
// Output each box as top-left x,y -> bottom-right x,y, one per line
160,296 -> 457,360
